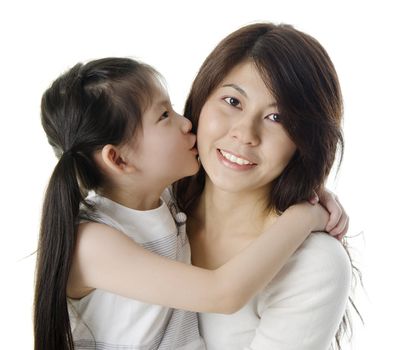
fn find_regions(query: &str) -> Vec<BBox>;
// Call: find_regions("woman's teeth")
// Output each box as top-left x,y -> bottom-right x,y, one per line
220,150 -> 253,165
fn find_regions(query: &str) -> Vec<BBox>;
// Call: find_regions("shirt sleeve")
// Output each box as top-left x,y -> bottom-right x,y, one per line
245,233 -> 352,350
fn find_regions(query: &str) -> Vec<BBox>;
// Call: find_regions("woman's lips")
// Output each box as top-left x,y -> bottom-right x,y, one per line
216,149 -> 257,170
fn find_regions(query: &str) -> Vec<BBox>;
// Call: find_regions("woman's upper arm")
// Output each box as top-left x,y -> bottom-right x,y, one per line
68,222 -> 230,313
245,233 -> 351,350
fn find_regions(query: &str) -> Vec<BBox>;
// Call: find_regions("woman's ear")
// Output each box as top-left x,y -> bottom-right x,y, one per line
100,144 -> 136,174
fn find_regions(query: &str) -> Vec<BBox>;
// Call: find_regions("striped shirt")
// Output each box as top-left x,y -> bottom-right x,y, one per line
68,190 -> 205,350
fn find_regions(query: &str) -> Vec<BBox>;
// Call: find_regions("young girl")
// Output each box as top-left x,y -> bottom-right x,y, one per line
34,57 -> 345,350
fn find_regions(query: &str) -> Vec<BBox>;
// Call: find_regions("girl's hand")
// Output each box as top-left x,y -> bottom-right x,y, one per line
309,188 -> 349,240
308,202 -> 330,233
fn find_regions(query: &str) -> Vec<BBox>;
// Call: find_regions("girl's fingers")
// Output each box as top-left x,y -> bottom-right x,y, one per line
318,189 -> 350,237
309,191 -> 319,204
336,224 -> 349,241
329,213 -> 349,237
328,194 -> 349,236
324,194 -> 342,232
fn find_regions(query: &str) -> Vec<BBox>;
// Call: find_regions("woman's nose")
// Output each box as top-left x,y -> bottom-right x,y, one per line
229,117 -> 260,146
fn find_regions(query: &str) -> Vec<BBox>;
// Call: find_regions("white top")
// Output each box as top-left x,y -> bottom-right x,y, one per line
200,233 -> 351,350
68,191 -> 205,350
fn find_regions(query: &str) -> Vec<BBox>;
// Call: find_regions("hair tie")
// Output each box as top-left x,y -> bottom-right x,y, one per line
62,149 -> 75,159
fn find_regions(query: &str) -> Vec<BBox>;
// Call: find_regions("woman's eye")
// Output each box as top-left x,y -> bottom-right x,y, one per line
223,97 -> 241,108
266,113 -> 281,123
160,111 -> 169,120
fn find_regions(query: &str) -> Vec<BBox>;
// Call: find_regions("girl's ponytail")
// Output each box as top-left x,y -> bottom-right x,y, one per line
34,57 -> 159,349
34,152 -> 82,350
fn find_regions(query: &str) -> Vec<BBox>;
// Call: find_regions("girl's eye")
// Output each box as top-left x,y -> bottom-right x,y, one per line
266,113 -> 281,123
159,111 -> 169,121
223,97 -> 241,108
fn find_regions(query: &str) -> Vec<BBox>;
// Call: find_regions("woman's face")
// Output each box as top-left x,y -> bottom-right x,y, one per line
197,61 -> 297,195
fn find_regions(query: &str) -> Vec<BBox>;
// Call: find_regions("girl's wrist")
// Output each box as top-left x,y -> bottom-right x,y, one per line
283,203 -> 317,232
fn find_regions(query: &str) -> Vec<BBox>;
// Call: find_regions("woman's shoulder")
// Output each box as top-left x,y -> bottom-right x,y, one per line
291,232 -> 352,283
300,232 -> 351,263
258,233 -> 352,307
299,233 -> 352,275
253,234 -> 352,348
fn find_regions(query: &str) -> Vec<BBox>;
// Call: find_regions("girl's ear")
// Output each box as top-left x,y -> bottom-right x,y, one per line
100,144 -> 136,174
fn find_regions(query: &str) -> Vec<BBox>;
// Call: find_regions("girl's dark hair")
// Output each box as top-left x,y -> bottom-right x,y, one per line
34,57 -> 158,350
174,23 -> 360,349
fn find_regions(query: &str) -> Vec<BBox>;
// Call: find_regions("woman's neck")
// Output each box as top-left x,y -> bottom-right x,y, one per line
191,177 -> 276,239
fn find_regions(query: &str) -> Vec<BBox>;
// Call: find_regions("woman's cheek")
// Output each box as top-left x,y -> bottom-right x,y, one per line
199,105 -> 227,137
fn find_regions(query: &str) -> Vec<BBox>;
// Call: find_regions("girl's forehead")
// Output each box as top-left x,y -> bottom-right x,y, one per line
144,83 -> 171,115
151,78 -> 170,102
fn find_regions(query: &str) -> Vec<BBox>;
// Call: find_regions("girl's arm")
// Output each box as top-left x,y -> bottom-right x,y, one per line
244,233 -> 351,350
68,202 -> 328,313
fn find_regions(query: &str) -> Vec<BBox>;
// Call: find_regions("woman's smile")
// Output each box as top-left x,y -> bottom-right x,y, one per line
217,149 -> 257,170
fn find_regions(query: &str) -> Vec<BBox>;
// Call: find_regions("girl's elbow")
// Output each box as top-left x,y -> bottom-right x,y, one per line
207,296 -> 243,314
220,299 -> 244,314
206,271 -> 250,314
210,285 -> 248,314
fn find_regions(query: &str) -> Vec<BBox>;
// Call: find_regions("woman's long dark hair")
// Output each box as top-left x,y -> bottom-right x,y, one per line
34,58 -> 158,350
174,23 -> 361,349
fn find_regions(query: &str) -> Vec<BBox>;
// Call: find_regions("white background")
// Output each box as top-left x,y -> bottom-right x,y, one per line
0,0 -> 402,348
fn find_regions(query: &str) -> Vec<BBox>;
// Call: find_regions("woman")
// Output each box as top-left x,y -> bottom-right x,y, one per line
175,23 -> 352,349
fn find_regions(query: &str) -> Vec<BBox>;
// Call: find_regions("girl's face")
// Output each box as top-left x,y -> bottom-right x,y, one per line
197,61 -> 297,196
126,82 -> 199,187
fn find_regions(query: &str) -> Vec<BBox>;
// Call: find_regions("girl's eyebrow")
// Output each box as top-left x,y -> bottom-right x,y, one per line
154,99 -> 171,107
222,83 -> 247,97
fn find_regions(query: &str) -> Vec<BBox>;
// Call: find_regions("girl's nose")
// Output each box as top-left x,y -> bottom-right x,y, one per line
179,113 -> 193,133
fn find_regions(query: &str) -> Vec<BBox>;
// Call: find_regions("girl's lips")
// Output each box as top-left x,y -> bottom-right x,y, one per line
189,137 -> 198,155
216,149 -> 257,170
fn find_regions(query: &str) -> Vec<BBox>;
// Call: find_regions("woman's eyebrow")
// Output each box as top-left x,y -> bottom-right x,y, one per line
222,83 -> 247,97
